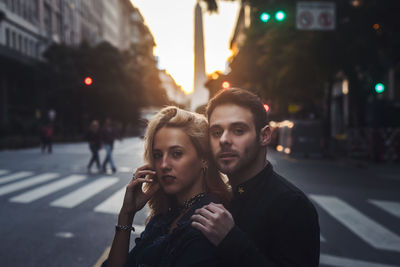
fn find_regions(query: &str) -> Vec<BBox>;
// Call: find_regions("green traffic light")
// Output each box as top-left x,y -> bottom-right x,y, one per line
260,12 -> 271,23
275,11 -> 286,21
375,83 -> 385,93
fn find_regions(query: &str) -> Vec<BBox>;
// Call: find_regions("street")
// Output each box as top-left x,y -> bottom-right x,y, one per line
0,137 -> 399,267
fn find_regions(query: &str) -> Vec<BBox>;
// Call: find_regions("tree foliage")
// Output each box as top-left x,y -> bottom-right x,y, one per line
40,41 -> 166,136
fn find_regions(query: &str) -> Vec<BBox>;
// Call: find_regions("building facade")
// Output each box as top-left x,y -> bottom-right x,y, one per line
0,0 -> 155,130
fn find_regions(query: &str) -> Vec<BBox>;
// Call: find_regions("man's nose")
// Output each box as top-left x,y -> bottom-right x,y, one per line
219,131 -> 231,145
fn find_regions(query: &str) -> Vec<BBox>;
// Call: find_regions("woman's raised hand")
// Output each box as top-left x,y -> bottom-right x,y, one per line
120,165 -> 160,215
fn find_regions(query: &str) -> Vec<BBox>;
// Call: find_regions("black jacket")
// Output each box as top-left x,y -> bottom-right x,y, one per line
117,194 -> 222,267
216,163 -> 320,267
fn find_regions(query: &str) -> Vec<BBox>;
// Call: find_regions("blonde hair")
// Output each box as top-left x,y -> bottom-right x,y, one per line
143,106 -> 230,219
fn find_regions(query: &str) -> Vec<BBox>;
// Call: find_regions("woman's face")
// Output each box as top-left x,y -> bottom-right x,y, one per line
152,127 -> 204,203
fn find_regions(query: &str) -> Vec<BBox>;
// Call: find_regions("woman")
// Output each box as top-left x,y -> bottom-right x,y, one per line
103,106 -> 231,267
86,120 -> 101,173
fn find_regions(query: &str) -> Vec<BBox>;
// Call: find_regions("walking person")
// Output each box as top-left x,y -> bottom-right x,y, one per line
101,118 -> 118,173
102,106 -> 230,267
40,122 -> 53,154
191,88 -> 320,266
86,120 -> 102,173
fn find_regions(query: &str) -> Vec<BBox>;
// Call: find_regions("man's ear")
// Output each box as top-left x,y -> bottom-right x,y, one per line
259,125 -> 271,146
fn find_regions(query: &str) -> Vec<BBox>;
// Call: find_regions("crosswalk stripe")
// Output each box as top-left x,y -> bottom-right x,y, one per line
320,253 -> 398,267
94,187 -> 125,214
10,175 -> 86,203
369,200 -> 400,219
50,177 -> 119,208
0,170 -> 9,176
0,173 -> 60,196
311,195 -> 400,252
0,171 -> 34,185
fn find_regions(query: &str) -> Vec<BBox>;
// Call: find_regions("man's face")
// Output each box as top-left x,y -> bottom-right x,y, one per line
209,104 -> 261,176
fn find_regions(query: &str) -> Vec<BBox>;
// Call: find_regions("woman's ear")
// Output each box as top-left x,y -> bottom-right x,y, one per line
259,125 -> 271,146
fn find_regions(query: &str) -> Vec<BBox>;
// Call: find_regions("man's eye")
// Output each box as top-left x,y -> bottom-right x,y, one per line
233,128 -> 244,135
172,151 -> 183,158
211,130 -> 222,137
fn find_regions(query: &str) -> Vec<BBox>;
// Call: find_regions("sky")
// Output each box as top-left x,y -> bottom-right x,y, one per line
131,0 -> 240,94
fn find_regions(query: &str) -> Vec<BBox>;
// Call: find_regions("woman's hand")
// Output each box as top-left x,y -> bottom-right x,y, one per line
120,165 -> 160,216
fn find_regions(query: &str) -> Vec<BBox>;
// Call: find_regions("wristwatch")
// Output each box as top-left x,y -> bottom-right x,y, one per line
115,224 -> 135,232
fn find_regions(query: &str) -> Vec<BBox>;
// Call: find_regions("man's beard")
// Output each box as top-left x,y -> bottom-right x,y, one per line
215,140 -> 261,177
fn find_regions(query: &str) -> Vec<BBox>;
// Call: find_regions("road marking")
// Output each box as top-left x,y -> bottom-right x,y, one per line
93,246 -> 111,267
94,187 -> 125,214
311,195 -> 400,252
0,171 -> 34,185
0,173 -> 60,196
10,175 -> 86,203
0,170 -> 9,176
320,253 -> 398,267
369,199 -> 400,219
50,177 -> 119,208
320,234 -> 326,242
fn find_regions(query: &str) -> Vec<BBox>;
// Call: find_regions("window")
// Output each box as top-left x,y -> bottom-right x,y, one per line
44,4 -> 52,36
18,34 -> 22,51
5,28 -> 10,47
11,31 -> 16,49
24,37 -> 28,54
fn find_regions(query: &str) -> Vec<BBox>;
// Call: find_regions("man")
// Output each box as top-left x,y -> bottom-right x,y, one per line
191,88 -> 320,266
102,118 -> 118,173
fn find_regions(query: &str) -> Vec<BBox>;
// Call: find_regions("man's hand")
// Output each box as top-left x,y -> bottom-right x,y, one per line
191,202 -> 234,246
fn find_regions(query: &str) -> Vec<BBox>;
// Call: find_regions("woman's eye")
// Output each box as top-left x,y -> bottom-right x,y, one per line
172,151 -> 183,158
153,152 -> 162,159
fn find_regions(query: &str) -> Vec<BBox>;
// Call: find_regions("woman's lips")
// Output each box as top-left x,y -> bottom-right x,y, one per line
161,175 -> 176,184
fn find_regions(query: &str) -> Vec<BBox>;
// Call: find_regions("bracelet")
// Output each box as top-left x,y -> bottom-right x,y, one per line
115,224 -> 135,232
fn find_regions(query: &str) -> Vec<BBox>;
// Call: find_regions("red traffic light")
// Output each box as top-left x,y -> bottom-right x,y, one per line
222,81 -> 230,89
84,77 -> 93,86
263,104 -> 270,112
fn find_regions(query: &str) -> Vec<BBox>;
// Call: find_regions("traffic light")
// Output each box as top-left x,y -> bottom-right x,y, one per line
374,82 -> 385,94
275,11 -> 286,21
260,12 -> 271,23
259,10 -> 286,23
263,104 -> 270,112
222,81 -> 230,90
84,77 -> 93,86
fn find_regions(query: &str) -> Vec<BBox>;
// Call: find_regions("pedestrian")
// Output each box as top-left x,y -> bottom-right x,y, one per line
102,106 -> 230,267
86,120 -> 102,173
101,118 -> 118,173
40,122 -> 53,154
191,88 -> 320,266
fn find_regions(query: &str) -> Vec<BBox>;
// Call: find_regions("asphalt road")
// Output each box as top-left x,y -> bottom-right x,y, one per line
0,137 -> 399,267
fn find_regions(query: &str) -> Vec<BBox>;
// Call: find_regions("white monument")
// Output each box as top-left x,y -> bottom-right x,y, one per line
191,2 -> 209,111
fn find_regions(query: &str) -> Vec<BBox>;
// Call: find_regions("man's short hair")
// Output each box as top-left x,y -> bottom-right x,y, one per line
206,88 -> 268,133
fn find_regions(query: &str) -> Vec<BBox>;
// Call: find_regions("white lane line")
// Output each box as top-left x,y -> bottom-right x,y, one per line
50,177 -> 119,208
0,173 -> 60,196
369,199 -> 400,219
94,187 -> 125,214
320,253 -> 398,267
10,175 -> 86,203
0,171 -> 34,185
310,195 -> 400,252
0,170 -> 9,176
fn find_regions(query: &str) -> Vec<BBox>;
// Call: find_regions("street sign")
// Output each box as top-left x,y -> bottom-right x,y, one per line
296,2 -> 336,30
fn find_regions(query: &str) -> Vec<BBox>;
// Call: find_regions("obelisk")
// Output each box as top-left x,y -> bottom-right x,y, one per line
191,1 -> 209,111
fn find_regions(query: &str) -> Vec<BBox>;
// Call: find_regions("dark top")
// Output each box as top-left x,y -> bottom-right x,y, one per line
216,163 -> 320,267
86,130 -> 101,148
101,126 -> 116,146
104,194 -> 222,267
